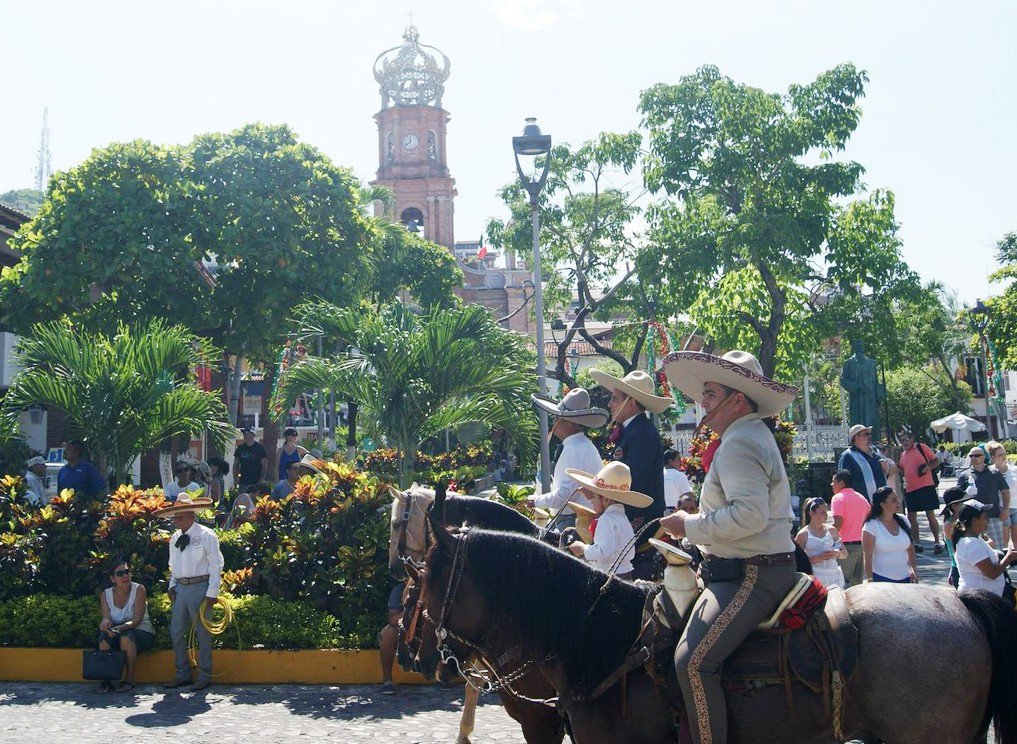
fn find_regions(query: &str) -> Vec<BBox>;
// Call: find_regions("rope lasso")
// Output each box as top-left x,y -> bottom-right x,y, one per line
187,596 -> 239,676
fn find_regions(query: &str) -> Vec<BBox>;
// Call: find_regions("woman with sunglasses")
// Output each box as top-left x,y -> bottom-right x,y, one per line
97,559 -> 154,691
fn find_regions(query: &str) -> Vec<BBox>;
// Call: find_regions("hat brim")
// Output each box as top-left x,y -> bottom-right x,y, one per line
662,352 -> 798,419
566,500 -> 598,517
153,497 -> 214,518
939,499 -> 966,518
565,468 -> 653,509
649,537 -> 694,566
530,394 -> 609,428
588,370 -> 673,414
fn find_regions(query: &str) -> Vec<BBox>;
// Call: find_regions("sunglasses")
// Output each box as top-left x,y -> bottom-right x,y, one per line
970,454 -> 985,459
114,569 -> 131,577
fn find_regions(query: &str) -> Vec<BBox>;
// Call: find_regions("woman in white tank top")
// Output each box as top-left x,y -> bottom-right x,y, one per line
98,559 -> 154,691
794,497 -> 847,588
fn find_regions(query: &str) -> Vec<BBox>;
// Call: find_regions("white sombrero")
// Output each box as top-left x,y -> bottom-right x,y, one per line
293,454 -> 323,474
565,461 -> 653,509
662,350 -> 798,419
531,388 -> 609,428
153,492 -> 214,518
588,369 -> 673,414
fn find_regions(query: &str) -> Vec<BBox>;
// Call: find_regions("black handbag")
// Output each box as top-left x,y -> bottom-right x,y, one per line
82,649 -> 126,681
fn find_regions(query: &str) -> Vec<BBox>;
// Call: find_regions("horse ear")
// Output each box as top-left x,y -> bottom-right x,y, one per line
433,480 -> 448,526
428,510 -> 457,554
388,484 -> 403,502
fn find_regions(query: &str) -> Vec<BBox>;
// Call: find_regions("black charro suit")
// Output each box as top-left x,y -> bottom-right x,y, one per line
612,412 -> 666,546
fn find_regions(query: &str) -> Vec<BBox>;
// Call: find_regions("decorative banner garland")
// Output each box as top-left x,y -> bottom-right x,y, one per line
644,321 -> 686,417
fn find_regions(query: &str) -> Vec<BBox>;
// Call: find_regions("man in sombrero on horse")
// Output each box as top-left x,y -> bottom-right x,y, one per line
659,350 -> 800,744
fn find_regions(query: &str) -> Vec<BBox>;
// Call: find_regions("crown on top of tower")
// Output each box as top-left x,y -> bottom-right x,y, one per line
373,25 -> 451,109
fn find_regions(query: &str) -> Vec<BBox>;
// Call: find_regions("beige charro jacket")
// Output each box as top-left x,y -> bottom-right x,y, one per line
683,413 -> 795,559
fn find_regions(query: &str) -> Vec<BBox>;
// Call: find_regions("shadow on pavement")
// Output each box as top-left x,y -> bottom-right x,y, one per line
124,691 -> 212,728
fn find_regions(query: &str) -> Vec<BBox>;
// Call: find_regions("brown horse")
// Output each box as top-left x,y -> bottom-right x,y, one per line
388,485 -> 564,744
421,519 -> 1017,744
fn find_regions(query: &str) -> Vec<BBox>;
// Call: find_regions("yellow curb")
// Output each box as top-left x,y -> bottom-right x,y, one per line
0,648 -> 427,685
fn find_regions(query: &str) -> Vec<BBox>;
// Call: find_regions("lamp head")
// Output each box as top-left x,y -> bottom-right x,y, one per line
513,117 -> 552,156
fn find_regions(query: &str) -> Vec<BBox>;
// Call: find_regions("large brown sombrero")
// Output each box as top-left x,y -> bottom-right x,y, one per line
662,350 -> 798,419
588,370 -> 674,414
565,462 -> 653,509
153,493 -> 213,518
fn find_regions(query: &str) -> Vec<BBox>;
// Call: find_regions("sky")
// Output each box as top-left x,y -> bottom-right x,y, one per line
2,0 -> 1015,306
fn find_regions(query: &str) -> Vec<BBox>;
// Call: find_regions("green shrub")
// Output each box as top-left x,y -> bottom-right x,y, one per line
0,592 -> 374,650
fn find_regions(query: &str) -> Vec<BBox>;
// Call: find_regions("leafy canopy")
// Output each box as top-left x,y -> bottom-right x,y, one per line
274,301 -> 537,486
640,64 -> 917,377
0,320 -> 233,484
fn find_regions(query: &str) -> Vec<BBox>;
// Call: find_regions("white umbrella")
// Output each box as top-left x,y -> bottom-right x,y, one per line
930,411 -> 987,439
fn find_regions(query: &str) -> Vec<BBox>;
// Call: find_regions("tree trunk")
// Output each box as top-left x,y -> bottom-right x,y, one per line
226,353 -> 244,425
346,400 -> 358,461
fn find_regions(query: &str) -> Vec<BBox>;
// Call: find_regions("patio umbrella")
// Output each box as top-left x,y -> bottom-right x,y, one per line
930,411 -> 987,439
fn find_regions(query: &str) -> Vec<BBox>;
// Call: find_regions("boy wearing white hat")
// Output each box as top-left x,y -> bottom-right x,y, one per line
565,462 -> 653,578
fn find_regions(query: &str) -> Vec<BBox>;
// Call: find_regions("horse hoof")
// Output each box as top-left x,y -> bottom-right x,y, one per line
455,737 -> 471,744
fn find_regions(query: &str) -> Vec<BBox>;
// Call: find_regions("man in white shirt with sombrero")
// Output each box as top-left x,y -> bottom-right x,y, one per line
527,388 -> 608,529
659,350 -> 799,744
155,493 -> 224,691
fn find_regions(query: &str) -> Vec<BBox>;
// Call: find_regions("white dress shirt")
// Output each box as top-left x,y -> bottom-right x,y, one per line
168,521 -> 225,598
663,468 -> 692,509
533,432 -> 603,514
581,503 -> 635,574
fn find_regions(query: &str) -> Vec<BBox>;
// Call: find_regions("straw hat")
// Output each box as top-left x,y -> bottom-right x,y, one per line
565,461 -> 653,509
153,492 -> 213,518
566,501 -> 597,544
531,388 -> 609,428
662,350 -> 798,419
293,454 -> 323,474
588,369 -> 673,414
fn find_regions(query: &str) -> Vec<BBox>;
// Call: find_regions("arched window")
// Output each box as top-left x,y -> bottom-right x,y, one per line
400,207 -> 425,234
386,133 -> 394,164
427,131 -> 438,161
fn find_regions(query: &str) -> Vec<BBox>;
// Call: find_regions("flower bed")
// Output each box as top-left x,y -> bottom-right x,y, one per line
0,461 -> 391,650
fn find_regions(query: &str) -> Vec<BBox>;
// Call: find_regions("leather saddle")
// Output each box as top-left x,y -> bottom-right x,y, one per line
722,585 -> 859,705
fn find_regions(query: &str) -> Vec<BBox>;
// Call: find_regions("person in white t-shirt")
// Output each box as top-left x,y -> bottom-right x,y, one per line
24,456 -> 48,506
952,499 -> 1017,596
164,462 -> 203,503
862,486 -> 918,584
662,448 -> 692,513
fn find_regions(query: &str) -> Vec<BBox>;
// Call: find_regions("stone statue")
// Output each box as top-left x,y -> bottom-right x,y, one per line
840,339 -> 884,441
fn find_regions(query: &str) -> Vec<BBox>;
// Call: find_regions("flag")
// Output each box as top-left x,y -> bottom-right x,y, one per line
477,236 -> 488,259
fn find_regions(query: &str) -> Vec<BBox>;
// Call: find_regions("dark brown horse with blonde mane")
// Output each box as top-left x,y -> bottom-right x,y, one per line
420,519 -> 1017,744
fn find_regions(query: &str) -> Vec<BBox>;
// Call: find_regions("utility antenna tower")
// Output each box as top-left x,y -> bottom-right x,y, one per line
33,107 -> 52,192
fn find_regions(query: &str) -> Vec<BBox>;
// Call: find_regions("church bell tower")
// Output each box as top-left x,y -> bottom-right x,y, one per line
370,26 -> 456,249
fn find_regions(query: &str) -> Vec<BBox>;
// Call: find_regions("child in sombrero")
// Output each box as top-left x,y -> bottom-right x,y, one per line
566,462 -> 653,580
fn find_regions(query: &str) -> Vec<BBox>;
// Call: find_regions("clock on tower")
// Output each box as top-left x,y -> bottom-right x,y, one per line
370,25 -> 457,250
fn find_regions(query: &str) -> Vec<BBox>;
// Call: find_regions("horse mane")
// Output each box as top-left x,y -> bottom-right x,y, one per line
429,528 -> 650,694
443,495 -> 539,536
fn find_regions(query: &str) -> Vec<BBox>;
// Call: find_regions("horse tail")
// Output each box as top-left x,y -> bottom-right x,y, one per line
958,589 -> 1017,744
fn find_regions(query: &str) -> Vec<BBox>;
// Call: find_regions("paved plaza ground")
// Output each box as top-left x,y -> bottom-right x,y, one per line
0,481 -> 964,743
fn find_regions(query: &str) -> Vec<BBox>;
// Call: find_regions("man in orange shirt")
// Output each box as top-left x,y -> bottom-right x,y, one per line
897,429 -> 942,554
830,469 -> 870,586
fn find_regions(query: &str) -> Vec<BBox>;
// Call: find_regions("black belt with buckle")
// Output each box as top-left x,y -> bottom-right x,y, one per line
843,541 -> 862,546
700,552 -> 794,584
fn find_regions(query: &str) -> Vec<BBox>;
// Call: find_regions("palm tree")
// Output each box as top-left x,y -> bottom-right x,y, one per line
274,301 -> 537,486
1,320 -> 235,486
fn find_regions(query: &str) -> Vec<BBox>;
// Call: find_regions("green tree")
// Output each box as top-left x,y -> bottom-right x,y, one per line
274,302 -> 537,486
640,64 -> 917,377
0,320 -> 233,485
0,189 -> 44,216
987,231 -> 1017,371
0,124 -> 379,424
487,132 -> 671,384
885,364 -> 973,437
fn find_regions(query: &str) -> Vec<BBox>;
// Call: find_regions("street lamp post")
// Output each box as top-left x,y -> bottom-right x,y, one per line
513,117 -> 553,493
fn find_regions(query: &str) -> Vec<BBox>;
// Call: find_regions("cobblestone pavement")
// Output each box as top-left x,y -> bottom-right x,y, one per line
0,480 -> 965,743
0,682 -> 527,744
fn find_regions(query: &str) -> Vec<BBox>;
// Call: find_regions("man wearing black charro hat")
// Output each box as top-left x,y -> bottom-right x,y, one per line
659,350 -> 799,744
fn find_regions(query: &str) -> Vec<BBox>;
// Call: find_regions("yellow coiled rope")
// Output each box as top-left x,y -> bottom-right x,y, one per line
187,596 -> 239,675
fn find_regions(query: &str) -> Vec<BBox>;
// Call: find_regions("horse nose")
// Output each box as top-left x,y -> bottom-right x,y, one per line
412,659 -> 421,673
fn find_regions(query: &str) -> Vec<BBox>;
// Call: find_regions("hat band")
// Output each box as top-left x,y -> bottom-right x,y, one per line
594,477 -> 630,492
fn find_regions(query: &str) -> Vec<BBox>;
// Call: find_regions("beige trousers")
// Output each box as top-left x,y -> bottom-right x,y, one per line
674,562 -> 797,744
